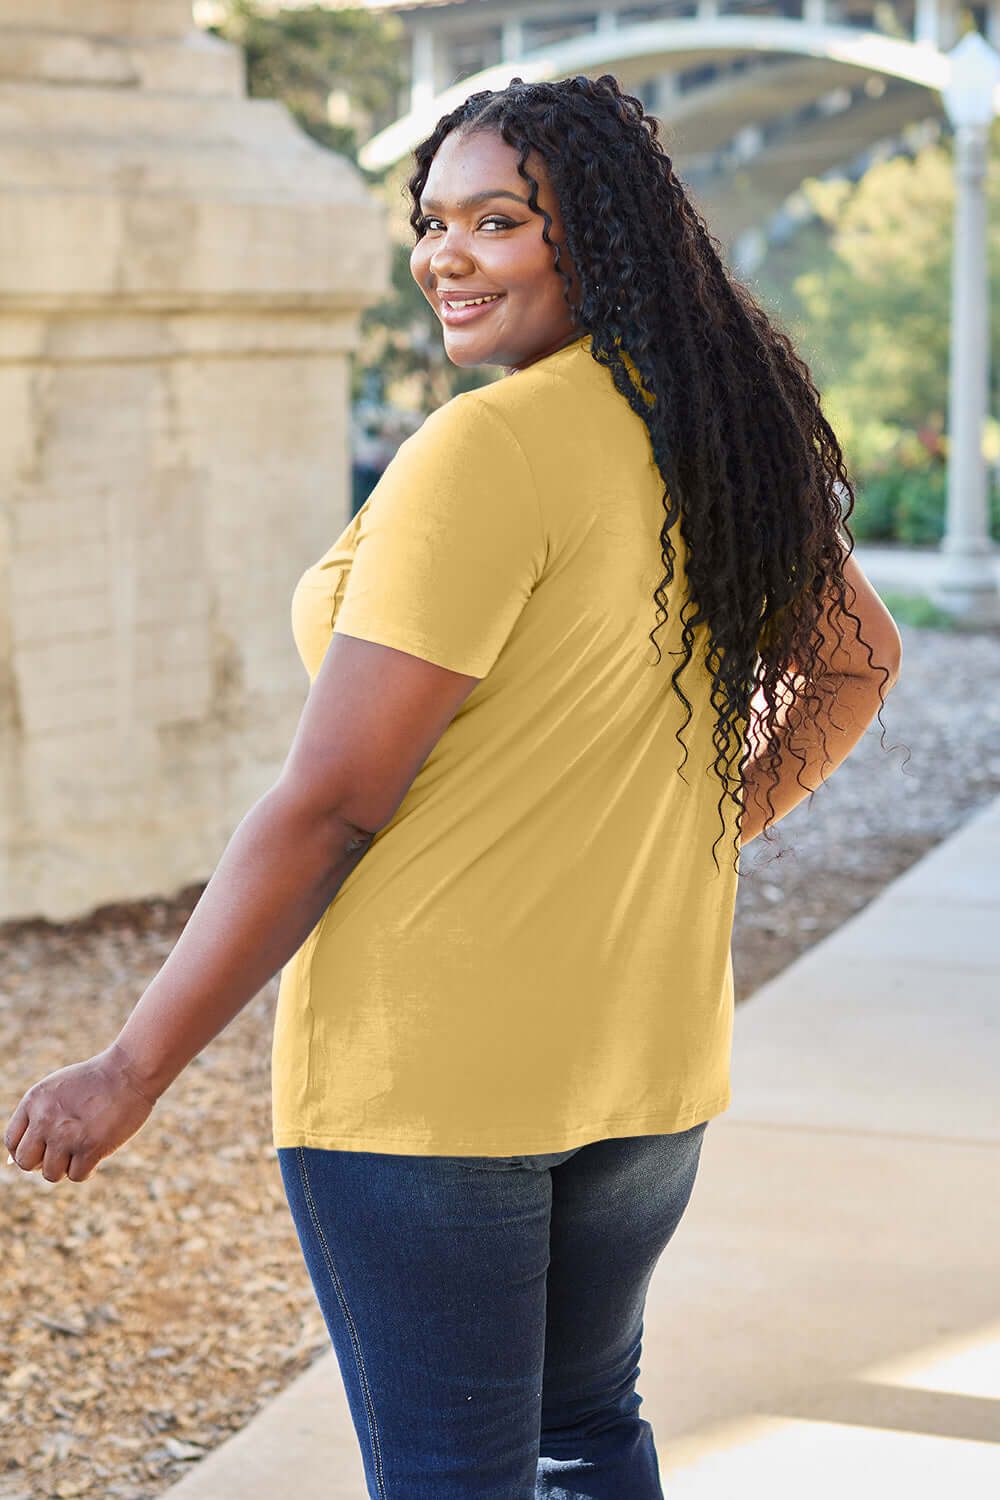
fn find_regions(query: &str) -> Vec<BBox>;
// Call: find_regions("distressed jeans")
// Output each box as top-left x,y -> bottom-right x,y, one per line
278,1120 -> 708,1499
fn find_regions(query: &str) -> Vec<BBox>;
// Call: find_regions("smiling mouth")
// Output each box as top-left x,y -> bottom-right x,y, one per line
438,293 -> 507,326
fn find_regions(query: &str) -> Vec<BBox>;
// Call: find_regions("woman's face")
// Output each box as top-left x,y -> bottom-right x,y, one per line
411,128 -> 585,377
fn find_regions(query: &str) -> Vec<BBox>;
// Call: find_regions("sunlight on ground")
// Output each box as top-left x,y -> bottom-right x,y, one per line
661,1322 -> 1000,1496
856,1319 -> 1000,1400
661,1415 -> 1000,1495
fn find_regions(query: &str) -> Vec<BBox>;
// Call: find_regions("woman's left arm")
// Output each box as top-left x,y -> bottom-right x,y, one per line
4,632 -> 480,1183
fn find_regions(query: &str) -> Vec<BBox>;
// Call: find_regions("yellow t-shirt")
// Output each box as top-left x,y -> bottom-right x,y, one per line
271,332 -> 741,1156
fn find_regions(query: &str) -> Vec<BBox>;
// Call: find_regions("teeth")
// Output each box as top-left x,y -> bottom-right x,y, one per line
445,294 -> 501,308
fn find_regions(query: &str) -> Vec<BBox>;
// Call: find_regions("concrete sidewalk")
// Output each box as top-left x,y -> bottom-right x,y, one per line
162,792 -> 1000,1499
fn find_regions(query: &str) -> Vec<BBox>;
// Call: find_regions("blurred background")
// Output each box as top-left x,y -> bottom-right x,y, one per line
1,4 -> 999,1498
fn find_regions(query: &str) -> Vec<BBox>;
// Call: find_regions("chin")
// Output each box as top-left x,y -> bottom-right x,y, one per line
441,340 -> 502,368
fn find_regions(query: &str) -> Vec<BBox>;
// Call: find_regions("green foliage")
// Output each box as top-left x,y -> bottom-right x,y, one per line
852,465 -> 945,545
752,112 -> 1000,545
207,0 -> 406,157
851,465 -> 1000,545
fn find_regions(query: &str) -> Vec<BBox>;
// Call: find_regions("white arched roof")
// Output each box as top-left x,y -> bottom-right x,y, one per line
358,18 -> 953,172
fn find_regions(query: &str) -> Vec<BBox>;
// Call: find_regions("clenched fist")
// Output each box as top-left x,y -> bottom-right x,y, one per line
4,1044 -> 157,1184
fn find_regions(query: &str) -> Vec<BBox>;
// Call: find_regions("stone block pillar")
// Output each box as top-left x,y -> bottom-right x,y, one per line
0,0 -> 390,920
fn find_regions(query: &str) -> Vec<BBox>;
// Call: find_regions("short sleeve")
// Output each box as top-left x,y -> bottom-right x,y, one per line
332,394 -> 546,678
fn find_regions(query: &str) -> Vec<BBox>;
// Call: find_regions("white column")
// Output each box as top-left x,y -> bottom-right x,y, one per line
596,8 -> 619,33
938,0 -> 961,48
501,16 -> 524,61
697,0 -> 719,19
989,0 -> 1000,53
733,123 -> 764,160
802,0 -> 827,26
936,120 -> 1000,623
656,69 -> 681,112
914,0 -> 940,45
732,226 -> 768,278
410,23 -> 436,115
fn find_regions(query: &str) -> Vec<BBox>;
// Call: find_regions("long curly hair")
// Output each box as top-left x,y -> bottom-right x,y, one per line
405,73 -> 896,872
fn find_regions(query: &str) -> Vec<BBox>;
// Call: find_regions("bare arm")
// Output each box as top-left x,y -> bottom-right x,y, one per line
4,632 -> 480,1181
739,551 -> 902,845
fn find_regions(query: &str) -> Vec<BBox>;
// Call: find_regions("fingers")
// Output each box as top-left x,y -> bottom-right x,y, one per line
41,1142 -> 73,1184
9,1124 -> 45,1174
67,1153 -> 99,1184
7,1130 -> 96,1182
6,1100 -> 84,1182
4,1057 -> 156,1185
4,1138 -> 98,1183
3,1101 -> 29,1160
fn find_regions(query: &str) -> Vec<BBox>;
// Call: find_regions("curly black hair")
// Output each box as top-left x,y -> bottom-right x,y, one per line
406,73 -> 897,872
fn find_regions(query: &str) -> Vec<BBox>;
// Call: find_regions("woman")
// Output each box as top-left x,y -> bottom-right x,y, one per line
5,76 -> 901,1500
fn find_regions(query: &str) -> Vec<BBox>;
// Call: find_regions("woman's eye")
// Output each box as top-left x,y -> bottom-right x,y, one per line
420,216 -> 514,233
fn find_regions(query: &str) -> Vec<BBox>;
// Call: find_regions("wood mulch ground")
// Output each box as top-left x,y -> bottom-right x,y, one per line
2,620 -> 999,1500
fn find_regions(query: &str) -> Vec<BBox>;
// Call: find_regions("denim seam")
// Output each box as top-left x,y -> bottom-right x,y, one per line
296,1145 -> 387,1497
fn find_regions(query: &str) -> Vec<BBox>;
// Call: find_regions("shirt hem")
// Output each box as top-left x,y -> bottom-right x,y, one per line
272,1091 -> 732,1157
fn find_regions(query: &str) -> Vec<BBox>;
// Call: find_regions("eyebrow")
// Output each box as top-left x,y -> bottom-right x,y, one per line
418,190 -> 530,213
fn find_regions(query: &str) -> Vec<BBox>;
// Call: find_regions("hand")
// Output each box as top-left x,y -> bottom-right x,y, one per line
4,1044 -> 157,1184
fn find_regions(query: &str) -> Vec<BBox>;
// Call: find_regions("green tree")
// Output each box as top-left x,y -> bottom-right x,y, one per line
208,0 -> 405,157
751,113 -> 1000,540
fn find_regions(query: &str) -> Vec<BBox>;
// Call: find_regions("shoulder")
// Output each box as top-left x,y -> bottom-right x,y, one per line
412,359 -> 588,470
386,345 -> 608,493
392,387 -> 537,492
412,386 -> 521,445
358,387 -> 542,540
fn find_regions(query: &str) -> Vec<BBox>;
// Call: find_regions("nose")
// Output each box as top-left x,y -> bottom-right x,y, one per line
430,241 -> 474,269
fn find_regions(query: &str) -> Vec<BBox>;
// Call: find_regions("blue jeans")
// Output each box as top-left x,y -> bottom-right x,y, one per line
278,1120 -> 708,1499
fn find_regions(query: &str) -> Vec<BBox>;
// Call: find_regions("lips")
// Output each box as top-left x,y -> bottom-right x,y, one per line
437,291 -> 502,302
438,293 -> 506,327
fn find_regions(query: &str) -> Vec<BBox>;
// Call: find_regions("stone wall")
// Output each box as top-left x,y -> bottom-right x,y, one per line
0,1 -> 390,920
